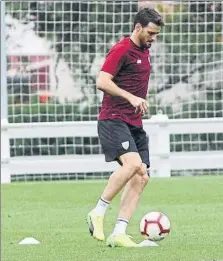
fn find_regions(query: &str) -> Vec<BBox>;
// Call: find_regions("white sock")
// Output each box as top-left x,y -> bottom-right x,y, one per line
93,197 -> 110,216
112,218 -> 129,235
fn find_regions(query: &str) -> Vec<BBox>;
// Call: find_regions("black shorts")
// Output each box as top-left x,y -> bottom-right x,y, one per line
98,119 -> 150,168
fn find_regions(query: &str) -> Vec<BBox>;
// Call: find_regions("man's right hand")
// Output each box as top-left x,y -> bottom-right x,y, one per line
128,95 -> 149,115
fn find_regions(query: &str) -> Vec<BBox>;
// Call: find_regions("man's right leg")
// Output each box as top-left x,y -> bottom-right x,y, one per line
87,119 -> 141,241
87,152 -> 142,241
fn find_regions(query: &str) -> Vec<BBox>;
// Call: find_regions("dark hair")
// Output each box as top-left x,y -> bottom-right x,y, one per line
133,8 -> 164,28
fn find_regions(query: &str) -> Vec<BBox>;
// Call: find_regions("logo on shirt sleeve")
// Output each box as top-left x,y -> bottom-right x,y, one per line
137,59 -> 142,64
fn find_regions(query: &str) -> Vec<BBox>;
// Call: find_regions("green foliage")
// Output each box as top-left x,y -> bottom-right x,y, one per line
6,1 -> 223,155
162,2 -> 222,59
154,1 -> 222,98
176,88 -> 223,119
6,1 -> 222,119
6,1 -> 138,114
6,1 -> 138,66
8,96 -> 100,157
170,88 -> 223,152
8,95 -> 99,123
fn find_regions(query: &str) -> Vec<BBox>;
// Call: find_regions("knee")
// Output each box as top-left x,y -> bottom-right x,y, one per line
124,161 -> 149,179
131,170 -> 149,188
126,160 -> 143,174
120,152 -> 146,176
137,163 -> 149,178
141,173 -> 149,186
138,163 -> 149,184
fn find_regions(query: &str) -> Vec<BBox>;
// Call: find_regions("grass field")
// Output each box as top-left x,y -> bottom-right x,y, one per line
2,176 -> 223,261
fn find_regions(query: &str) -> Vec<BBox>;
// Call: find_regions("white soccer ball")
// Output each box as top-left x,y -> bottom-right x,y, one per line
140,211 -> 171,241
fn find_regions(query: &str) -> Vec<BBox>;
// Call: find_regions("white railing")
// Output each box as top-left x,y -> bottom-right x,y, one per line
1,115 -> 223,183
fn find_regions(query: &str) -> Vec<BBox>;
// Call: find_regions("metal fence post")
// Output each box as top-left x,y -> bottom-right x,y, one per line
1,2 -> 11,183
150,112 -> 170,178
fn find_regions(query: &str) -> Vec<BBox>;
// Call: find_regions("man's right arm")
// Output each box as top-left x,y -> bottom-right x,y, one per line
96,71 -> 133,101
96,71 -> 148,115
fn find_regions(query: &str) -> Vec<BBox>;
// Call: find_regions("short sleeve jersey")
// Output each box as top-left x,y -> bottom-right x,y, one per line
98,37 -> 151,126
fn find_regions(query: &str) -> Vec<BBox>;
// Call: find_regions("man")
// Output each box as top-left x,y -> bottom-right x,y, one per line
87,8 -> 164,248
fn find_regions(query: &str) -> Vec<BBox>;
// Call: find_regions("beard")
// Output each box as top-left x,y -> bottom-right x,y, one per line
139,35 -> 152,49
141,41 -> 152,49
145,42 -> 152,49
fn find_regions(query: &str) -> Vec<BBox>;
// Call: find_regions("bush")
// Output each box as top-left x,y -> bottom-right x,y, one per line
8,96 -> 100,157
8,95 -> 99,123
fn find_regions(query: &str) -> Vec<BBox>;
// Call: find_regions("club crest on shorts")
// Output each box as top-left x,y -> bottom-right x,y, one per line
121,141 -> 129,150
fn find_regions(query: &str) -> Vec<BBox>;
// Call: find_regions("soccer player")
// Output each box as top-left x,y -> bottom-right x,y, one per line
87,8 -> 164,247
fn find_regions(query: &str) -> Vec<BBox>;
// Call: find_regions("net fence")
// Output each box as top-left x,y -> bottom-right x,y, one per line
4,1 -> 223,180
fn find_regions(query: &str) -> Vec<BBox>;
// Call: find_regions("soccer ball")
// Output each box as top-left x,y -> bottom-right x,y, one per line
140,211 -> 170,241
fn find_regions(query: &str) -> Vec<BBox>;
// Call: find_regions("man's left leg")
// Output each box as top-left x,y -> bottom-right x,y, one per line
107,127 -> 150,247
116,164 -> 149,230
106,164 -> 149,247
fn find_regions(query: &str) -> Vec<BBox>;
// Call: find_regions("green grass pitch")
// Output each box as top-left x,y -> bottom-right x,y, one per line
2,176 -> 223,261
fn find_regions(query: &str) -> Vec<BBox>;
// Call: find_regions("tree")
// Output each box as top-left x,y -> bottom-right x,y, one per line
26,1 -> 138,103
155,1 -> 222,93
6,1 -> 222,156
153,2 -> 223,152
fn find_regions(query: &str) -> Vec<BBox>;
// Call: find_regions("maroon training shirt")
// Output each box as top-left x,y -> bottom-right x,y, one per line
98,37 -> 151,126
